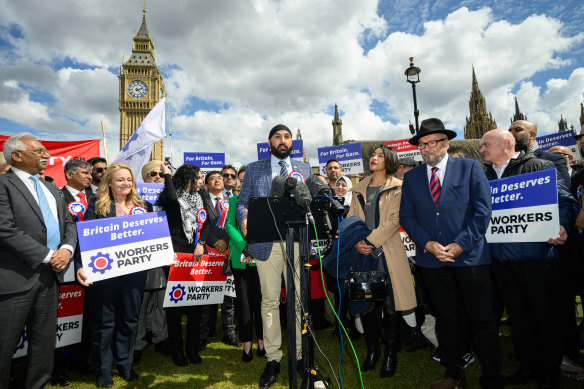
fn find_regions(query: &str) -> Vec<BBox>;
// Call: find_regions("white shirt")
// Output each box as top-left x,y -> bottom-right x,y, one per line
493,152 -> 520,179
270,154 -> 292,179
12,167 -> 73,262
222,188 -> 234,198
90,183 -> 98,193
426,154 -> 449,185
65,185 -> 87,202
209,191 -> 224,213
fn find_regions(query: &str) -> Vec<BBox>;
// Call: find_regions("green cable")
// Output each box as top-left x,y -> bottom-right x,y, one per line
312,223 -> 365,389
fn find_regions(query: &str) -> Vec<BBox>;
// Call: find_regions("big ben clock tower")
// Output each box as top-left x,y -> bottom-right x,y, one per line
119,6 -> 165,160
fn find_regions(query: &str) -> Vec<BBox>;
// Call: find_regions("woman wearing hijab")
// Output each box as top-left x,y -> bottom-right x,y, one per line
158,164 -> 209,366
75,164 -> 152,387
335,175 -> 353,211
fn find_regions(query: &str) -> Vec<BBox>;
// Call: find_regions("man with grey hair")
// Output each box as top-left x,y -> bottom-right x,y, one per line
0,133 -> 77,388
61,159 -> 93,212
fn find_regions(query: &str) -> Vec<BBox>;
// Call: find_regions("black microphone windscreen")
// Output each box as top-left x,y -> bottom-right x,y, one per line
269,176 -> 286,197
294,181 -> 312,207
306,175 -> 332,196
284,176 -> 298,193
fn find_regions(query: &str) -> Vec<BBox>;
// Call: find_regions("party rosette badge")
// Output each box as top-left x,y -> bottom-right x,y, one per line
88,252 -> 114,274
194,208 -> 207,245
169,284 -> 186,303
288,171 -> 305,183
14,330 -> 27,352
67,202 -> 86,221
130,206 -> 148,215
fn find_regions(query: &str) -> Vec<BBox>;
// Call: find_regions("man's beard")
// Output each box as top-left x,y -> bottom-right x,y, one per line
270,143 -> 293,159
514,136 -> 530,152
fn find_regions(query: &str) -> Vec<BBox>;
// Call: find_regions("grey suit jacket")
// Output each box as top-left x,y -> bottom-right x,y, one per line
0,169 -> 77,294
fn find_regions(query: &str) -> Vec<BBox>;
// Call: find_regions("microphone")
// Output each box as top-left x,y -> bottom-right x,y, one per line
269,176 -> 286,197
293,181 -> 314,224
284,176 -> 297,197
305,175 -> 345,216
306,175 -> 333,197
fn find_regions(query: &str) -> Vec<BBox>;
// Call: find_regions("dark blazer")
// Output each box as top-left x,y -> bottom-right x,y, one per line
201,188 -> 230,247
400,155 -> 492,268
236,157 -> 312,260
533,149 -> 571,188
61,185 -> 93,206
0,169 -> 77,294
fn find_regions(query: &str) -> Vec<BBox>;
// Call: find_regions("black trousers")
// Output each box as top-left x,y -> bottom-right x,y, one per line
233,267 -> 263,342
420,265 -> 503,389
0,267 -> 58,389
86,271 -> 146,379
166,305 -> 201,356
491,259 -> 561,382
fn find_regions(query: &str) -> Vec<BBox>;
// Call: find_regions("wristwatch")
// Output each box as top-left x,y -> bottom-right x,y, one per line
198,240 -> 206,246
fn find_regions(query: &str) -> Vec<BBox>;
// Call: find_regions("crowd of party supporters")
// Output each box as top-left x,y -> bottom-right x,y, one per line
0,118 -> 583,389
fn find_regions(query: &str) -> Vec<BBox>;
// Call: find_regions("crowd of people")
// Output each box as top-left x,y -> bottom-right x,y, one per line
0,119 -> 583,389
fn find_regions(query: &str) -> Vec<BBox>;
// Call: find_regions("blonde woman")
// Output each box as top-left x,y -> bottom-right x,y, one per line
76,164 -> 152,388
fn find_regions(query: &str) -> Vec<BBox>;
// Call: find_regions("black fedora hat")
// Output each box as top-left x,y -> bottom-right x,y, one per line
408,118 -> 457,146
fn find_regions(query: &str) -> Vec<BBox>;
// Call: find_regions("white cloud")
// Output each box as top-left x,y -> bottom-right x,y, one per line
0,1 -> 582,167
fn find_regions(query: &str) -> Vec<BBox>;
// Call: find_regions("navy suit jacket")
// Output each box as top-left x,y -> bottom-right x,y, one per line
236,157 -> 312,260
400,156 -> 492,268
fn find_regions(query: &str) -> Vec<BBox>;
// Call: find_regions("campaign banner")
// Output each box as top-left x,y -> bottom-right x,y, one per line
77,211 -> 174,283
137,183 -> 164,207
0,136 -> 100,188
536,130 -> 581,160
13,285 -> 85,359
184,152 -> 225,177
486,169 -> 559,243
225,275 -> 236,298
317,143 -> 363,175
385,138 -> 422,162
163,250 -> 229,307
257,139 -> 304,160
399,227 -> 416,257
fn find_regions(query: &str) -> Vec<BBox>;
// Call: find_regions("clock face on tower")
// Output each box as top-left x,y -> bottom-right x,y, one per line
128,80 -> 148,99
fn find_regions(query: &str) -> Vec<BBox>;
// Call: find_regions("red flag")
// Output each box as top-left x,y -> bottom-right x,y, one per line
0,136 -> 100,187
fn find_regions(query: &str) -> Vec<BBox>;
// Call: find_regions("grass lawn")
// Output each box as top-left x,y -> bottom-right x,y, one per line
32,309 -> 583,389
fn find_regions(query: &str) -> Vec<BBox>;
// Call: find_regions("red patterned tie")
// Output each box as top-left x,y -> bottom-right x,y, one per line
430,167 -> 441,203
77,191 -> 88,209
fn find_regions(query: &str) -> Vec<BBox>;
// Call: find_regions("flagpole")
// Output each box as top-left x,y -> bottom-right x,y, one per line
101,121 -> 110,164
167,93 -> 172,166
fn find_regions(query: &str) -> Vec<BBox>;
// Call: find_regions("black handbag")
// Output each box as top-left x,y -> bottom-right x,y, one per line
222,253 -> 233,276
345,255 -> 387,302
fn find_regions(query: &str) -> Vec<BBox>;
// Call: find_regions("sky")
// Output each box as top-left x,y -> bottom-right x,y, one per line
0,0 -> 583,167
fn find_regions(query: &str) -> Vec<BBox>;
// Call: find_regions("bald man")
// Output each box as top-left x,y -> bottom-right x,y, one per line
548,146 -> 573,176
480,129 -> 578,388
509,120 -> 571,187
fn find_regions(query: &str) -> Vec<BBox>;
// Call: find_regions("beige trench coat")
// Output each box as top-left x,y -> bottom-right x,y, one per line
347,175 -> 417,311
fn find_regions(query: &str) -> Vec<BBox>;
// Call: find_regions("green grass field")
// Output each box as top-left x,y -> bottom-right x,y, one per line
32,308 -> 583,389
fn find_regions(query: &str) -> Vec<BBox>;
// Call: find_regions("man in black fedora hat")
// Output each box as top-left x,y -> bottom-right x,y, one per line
400,118 -> 504,389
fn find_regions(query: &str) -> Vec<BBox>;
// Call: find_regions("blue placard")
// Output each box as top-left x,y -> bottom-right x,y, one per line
489,169 -> 557,211
317,143 -> 363,174
536,130 -> 577,151
136,183 -> 163,206
77,211 -> 170,252
257,139 -> 303,160
184,152 -> 225,170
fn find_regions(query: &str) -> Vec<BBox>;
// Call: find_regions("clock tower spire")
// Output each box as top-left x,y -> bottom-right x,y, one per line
119,5 -> 165,160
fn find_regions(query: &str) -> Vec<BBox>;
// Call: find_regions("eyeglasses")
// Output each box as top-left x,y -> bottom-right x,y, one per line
223,173 -> 236,179
208,176 -> 224,182
418,138 -> 447,150
93,167 -> 107,173
149,171 -> 164,178
23,148 -> 49,156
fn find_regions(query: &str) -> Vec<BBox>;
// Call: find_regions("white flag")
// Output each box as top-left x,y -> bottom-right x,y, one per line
113,98 -> 166,181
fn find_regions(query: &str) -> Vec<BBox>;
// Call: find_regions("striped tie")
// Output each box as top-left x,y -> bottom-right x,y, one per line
278,160 -> 288,177
430,167 -> 441,203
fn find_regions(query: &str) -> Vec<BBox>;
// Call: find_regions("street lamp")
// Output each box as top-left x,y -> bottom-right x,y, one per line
405,57 -> 421,135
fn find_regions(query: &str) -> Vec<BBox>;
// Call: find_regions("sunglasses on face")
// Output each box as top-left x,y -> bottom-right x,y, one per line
149,171 -> 164,178
93,167 -> 107,173
223,173 -> 236,179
